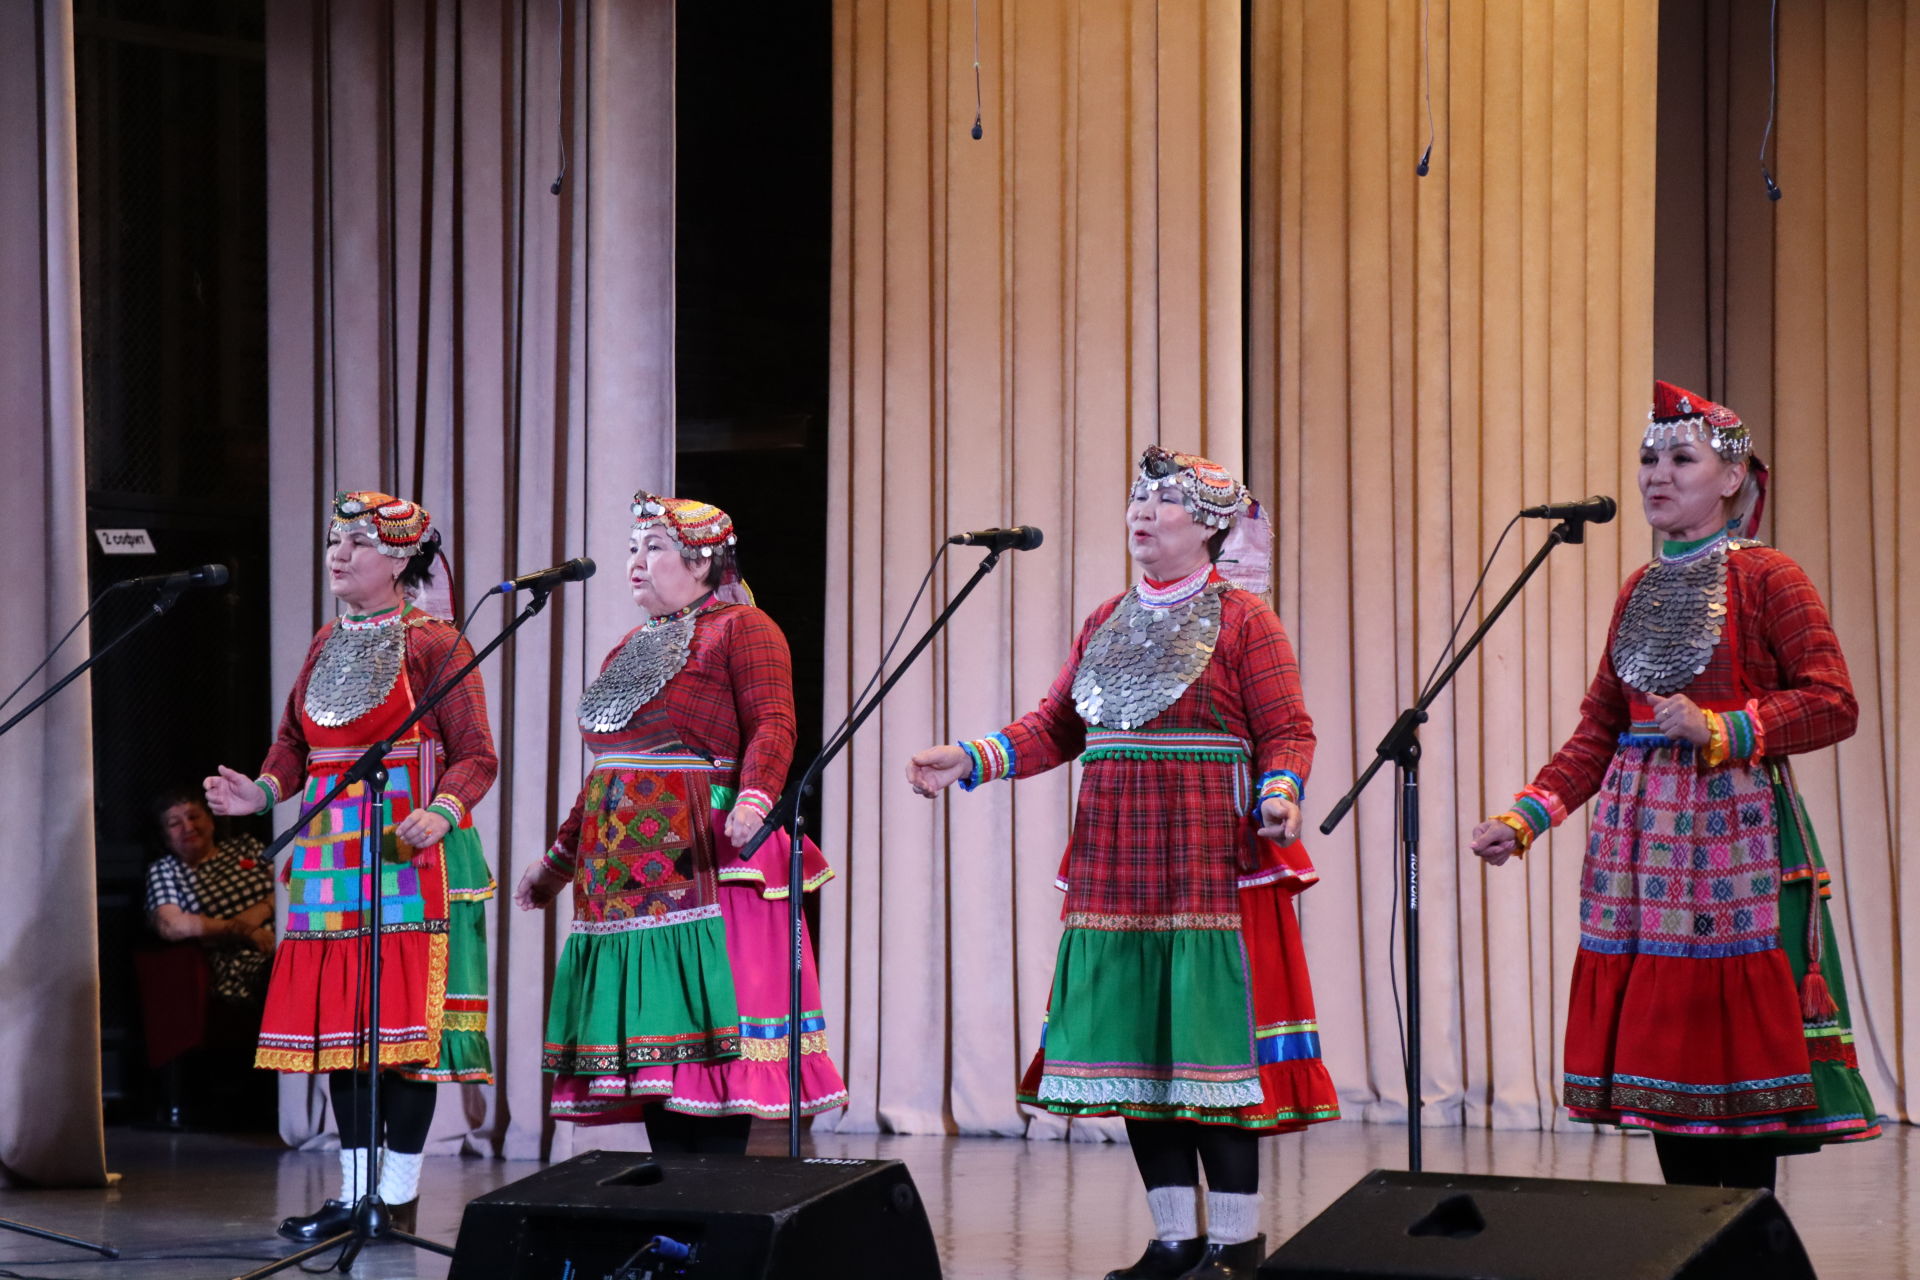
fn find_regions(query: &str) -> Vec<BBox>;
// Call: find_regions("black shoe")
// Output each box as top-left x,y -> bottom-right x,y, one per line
1105,1237 -> 1208,1280
386,1198 -> 417,1235
1183,1234 -> 1267,1279
277,1199 -> 353,1242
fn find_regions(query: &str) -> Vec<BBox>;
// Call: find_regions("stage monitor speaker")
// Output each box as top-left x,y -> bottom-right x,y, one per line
448,1148 -> 942,1280
1259,1169 -> 1815,1280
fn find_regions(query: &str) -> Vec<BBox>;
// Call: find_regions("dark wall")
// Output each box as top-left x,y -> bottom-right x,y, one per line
675,0 -> 832,836
76,0 -> 271,1121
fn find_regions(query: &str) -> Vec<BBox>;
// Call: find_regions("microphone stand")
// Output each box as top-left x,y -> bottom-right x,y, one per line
237,588 -> 551,1280
735,545 -> 1011,1157
0,582 -> 189,740
1318,516 -> 1593,1173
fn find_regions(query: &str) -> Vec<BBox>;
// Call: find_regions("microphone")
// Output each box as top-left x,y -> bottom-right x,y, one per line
493,557 -> 596,594
112,564 -> 230,593
947,526 -> 1044,552
1519,495 -> 1617,523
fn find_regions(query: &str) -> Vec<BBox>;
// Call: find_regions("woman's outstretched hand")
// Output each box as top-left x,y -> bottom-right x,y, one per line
1468,819 -> 1519,867
204,764 -> 263,816
906,745 -> 972,797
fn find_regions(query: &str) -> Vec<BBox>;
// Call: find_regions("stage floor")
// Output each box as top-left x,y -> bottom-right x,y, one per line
0,1119 -> 1910,1278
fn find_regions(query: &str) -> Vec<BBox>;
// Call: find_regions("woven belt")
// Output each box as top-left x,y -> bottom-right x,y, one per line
1080,728 -> 1249,764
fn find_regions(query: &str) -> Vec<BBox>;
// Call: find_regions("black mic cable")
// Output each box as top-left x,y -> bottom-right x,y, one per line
1415,0 -> 1434,176
550,0 -> 570,194
819,541 -> 952,768
1759,0 -> 1783,201
970,0 -> 984,139
0,585 -> 116,717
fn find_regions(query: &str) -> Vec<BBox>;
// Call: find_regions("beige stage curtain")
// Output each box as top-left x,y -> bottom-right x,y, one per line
264,0 -> 674,1161
1249,2 -> 1659,1130
821,0 -> 1243,1138
0,0 -> 109,1189
1759,0 -> 1920,1128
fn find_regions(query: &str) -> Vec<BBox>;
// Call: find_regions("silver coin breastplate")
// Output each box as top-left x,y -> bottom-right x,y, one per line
1612,539 -> 1749,696
577,614 -> 698,733
304,621 -> 407,728
1072,584 -> 1226,730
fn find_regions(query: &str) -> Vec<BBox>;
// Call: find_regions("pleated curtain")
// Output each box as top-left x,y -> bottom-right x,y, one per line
1736,0 -> 1920,1127
1249,0 -> 1659,1131
0,0 -> 109,1189
821,0 -> 1674,1139
820,0 -> 1244,1139
263,0 -> 675,1161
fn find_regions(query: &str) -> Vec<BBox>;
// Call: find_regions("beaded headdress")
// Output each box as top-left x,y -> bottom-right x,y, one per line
1642,381 -> 1770,539
328,491 -> 454,617
1134,445 -> 1249,529
1644,381 -> 1753,461
632,491 -> 751,606
632,492 -> 737,554
1132,445 -> 1273,596
331,492 -> 431,559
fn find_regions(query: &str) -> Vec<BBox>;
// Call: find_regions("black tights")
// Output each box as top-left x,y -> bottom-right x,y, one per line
1124,1119 -> 1259,1195
1651,1133 -> 1778,1192
328,1070 -> 438,1155
644,1108 -> 755,1155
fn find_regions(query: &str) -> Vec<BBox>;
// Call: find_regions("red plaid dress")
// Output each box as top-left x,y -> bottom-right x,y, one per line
1522,537 -> 1878,1146
974,575 -> 1340,1132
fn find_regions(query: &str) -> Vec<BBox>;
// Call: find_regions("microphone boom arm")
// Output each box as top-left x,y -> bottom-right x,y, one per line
735,546 -> 1006,864
1320,516 -> 1586,836
0,585 -> 190,740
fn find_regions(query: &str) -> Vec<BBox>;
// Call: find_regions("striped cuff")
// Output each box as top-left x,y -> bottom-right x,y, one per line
1726,705 -> 1763,762
1701,707 -> 1761,768
733,788 -> 774,823
957,734 -> 1015,791
253,776 -> 281,813
1507,786 -> 1566,840
1492,813 -> 1536,856
1700,712 -> 1730,768
427,794 -> 467,828
1255,769 -> 1304,814
541,842 -> 576,878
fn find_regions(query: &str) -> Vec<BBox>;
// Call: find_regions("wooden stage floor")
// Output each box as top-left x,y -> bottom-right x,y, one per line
0,1119 -> 1909,1278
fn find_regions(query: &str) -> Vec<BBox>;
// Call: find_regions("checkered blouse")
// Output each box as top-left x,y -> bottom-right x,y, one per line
144,835 -> 273,1002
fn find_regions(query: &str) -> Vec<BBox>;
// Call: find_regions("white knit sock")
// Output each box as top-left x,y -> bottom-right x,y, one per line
1145,1184 -> 1200,1242
1205,1190 -> 1261,1246
337,1147 -> 370,1203
378,1148 -> 425,1204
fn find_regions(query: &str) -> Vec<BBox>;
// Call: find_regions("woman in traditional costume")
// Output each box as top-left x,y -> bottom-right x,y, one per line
515,492 -> 847,1152
205,491 -> 497,1237
907,447 -> 1340,1280
1469,382 -> 1880,1190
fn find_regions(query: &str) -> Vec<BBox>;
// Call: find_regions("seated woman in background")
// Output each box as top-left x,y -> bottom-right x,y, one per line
145,786 -> 275,1004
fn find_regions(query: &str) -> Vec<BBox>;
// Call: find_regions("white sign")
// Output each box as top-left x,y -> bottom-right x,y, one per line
95,528 -> 156,555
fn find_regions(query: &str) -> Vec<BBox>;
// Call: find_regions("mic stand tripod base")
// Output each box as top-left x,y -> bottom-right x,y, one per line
232,1193 -> 453,1279
0,1216 -> 117,1258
